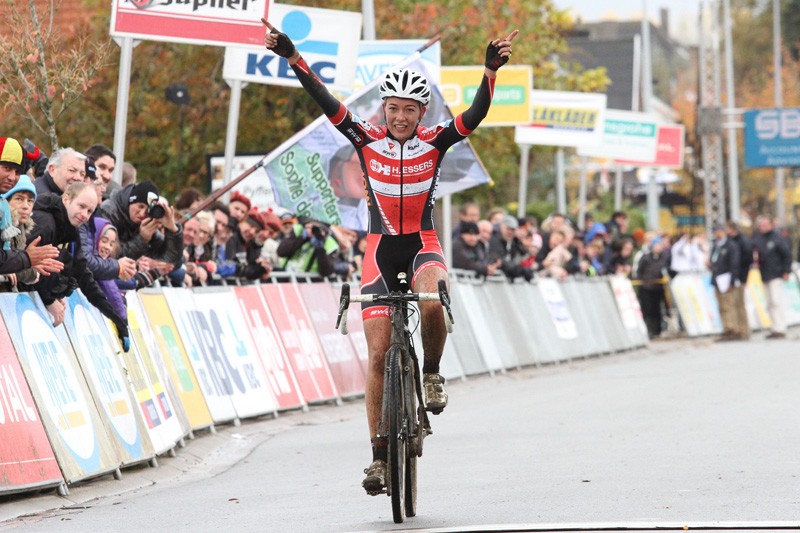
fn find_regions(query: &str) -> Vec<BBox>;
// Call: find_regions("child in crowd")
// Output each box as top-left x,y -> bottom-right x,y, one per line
1,175 -> 40,288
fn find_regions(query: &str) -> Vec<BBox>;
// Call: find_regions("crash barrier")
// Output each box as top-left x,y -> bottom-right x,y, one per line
0,274 -> 647,498
668,269 -> 800,337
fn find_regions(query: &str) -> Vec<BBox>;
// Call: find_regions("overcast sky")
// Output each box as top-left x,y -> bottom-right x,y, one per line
554,0 -> 702,43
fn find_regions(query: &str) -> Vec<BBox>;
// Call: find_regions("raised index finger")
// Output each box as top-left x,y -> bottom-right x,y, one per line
260,18 -> 274,31
506,29 -> 520,42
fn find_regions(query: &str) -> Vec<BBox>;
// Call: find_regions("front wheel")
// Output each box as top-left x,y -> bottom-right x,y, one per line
404,453 -> 417,517
387,346 -> 406,524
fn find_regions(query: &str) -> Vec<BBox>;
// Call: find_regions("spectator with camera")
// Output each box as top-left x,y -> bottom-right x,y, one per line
97,181 -> 183,269
277,216 -> 338,278
28,182 -> 129,348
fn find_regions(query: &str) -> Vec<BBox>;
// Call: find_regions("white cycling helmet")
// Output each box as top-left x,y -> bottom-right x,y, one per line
379,68 -> 431,106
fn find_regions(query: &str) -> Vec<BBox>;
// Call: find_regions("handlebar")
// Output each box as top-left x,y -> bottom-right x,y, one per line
335,280 -> 454,335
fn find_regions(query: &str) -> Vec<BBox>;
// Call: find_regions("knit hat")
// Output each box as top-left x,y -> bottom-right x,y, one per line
129,181 -> 159,205
0,138 -> 24,171
258,209 -> 282,232
459,221 -> 479,235
229,190 -> 252,211
2,174 -> 37,201
244,207 -> 264,230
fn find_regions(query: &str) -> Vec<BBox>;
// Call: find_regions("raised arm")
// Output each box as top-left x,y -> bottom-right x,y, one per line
461,29 -> 520,131
262,19 -> 342,118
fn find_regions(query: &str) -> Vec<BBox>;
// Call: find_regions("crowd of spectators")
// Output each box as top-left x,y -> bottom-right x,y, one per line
0,135 -> 795,345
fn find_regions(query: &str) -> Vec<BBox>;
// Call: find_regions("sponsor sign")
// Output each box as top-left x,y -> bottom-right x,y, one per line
616,124 -> 685,168
609,275 -> 648,335
262,58 -> 491,230
440,65 -> 533,126
191,289 -> 279,418
355,40 -> 441,91
745,269 -> 772,329
744,108 -> 800,168
63,292 -> 153,465
297,283 -> 365,397
669,274 -> 722,336
0,312 -> 63,494
111,0 -> 271,47
538,278 -> 578,339
123,294 -> 191,450
260,284 -> 338,403
578,109 -> 660,161
161,289 -> 239,422
0,294 -> 119,483
233,286 -> 305,409
515,90 -> 607,147
223,4 -> 362,91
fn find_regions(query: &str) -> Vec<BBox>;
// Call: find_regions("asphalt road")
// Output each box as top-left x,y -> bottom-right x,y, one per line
2,336 -> 799,532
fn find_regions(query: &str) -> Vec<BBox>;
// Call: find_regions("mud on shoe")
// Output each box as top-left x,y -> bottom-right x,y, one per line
423,373 -> 448,414
362,459 -> 386,495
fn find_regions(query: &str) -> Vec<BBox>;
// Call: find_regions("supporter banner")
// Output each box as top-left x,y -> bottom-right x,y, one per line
745,269 -> 772,329
125,294 -> 192,451
0,294 -> 119,483
153,288 -> 237,422
577,109 -> 660,162
63,292 -> 154,466
191,289 -> 279,418
329,283 -> 369,377
161,289 -> 239,422
260,284 -> 339,403
110,0 -> 271,47
0,313 -> 63,494
297,283 -> 365,397
609,275 -> 649,337
440,65 -> 533,126
138,291 -> 213,429
744,108 -> 800,168
223,4 -> 362,91
355,39 -> 441,91
538,278 -> 579,340
515,90 -> 607,147
233,286 -> 305,409
261,57 -> 491,231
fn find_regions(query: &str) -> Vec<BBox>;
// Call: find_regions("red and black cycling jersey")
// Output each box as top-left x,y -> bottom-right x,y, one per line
289,58 -> 495,236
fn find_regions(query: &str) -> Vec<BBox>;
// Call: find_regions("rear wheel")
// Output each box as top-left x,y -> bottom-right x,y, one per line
387,346 -> 406,524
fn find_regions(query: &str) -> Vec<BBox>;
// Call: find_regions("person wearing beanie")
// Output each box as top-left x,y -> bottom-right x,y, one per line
224,207 -> 271,280
96,180 -> 183,268
0,137 -> 62,279
452,221 -> 500,277
1,175 -> 45,288
228,191 -> 251,222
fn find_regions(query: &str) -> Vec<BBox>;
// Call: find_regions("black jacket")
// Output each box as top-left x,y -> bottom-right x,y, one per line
710,237 -> 740,289
97,184 -> 183,266
729,233 -> 753,284
452,235 -> 492,276
33,172 -> 63,197
636,251 -> 669,287
27,193 -> 125,328
752,229 -> 792,282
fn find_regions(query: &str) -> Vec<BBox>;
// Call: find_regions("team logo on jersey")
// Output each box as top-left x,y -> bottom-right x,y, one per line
370,160 -> 393,176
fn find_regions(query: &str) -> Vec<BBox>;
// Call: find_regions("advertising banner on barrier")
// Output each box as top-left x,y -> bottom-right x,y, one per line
191,289 -> 279,418
63,292 -> 154,466
538,278 -> 578,340
120,294 -> 189,451
136,291 -> 213,429
161,289 -> 240,422
297,283 -> 365,397
328,284 -> 369,376
669,274 -> 721,336
261,284 -> 338,403
745,269 -> 772,329
609,276 -> 648,336
234,286 -> 305,410
0,293 -> 120,483
783,273 -> 800,326
0,312 -> 63,494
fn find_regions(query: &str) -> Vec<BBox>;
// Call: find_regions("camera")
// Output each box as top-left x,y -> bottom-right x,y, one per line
310,224 -> 326,240
146,191 -> 167,219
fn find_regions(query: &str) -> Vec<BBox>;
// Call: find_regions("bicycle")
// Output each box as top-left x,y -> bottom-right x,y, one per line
335,273 -> 454,523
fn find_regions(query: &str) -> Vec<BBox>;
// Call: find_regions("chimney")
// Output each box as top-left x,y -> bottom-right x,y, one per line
660,8 -> 670,35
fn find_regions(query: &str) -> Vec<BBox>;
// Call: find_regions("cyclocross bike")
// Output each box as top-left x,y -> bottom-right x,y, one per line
335,273 -> 454,523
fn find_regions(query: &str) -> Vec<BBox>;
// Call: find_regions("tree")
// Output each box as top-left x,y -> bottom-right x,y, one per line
0,0 -> 112,149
